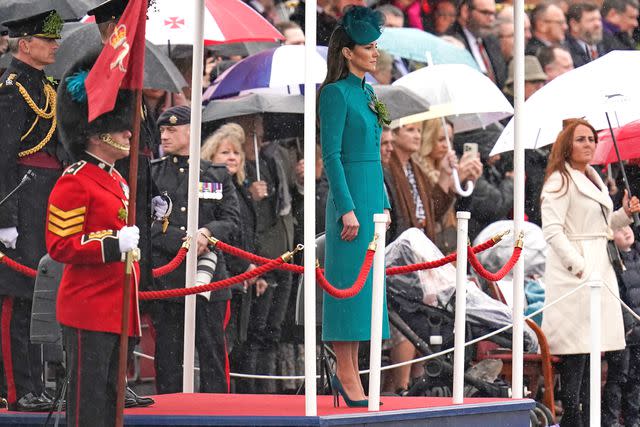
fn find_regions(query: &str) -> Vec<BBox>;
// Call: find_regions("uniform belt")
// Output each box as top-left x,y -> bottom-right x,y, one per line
17,151 -> 62,170
341,152 -> 380,163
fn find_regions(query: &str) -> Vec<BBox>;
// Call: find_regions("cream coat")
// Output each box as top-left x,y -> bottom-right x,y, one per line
541,163 -> 631,355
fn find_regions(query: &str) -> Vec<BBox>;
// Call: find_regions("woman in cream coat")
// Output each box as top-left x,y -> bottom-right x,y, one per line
541,119 -> 640,427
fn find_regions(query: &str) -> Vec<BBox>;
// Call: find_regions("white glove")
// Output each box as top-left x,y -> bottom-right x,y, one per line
118,225 -> 140,253
0,227 -> 18,249
151,194 -> 172,221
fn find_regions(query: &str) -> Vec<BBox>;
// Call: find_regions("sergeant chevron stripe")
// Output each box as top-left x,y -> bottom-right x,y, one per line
48,204 -> 86,237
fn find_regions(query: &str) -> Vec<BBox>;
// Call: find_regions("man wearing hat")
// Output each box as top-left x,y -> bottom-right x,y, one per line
88,0 -> 162,407
0,9 -> 67,412
502,55 -> 548,105
150,106 -> 239,394
48,50 -> 141,426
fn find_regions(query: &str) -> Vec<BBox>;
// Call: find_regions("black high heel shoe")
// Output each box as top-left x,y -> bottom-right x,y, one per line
330,375 -> 368,408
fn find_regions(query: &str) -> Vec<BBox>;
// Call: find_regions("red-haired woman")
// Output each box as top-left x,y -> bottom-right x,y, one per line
540,118 -> 640,427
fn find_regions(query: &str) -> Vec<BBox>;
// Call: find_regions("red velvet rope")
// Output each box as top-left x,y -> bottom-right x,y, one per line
385,237 -> 498,276
216,240 -> 304,273
138,256 -> 285,300
152,247 -> 188,278
315,249 -> 376,299
0,256 -> 37,278
467,245 -> 522,281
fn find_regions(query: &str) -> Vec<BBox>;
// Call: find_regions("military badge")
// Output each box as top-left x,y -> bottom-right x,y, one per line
169,115 -> 178,125
198,182 -> 223,200
118,208 -> 127,220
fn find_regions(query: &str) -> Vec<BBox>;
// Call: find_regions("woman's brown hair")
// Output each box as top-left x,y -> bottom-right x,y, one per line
544,118 -> 598,193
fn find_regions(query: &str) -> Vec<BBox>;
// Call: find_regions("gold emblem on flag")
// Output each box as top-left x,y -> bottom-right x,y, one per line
109,24 -> 130,73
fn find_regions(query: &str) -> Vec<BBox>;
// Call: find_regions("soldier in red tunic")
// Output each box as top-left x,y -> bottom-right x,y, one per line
45,52 -> 140,427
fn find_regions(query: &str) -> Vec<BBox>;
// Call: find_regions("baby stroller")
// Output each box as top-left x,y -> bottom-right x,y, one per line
384,228 -> 554,426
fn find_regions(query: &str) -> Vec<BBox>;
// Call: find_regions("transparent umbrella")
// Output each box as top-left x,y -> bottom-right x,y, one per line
394,64 -> 513,196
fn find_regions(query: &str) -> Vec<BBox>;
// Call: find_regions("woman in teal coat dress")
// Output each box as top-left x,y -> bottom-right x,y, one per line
318,6 -> 391,407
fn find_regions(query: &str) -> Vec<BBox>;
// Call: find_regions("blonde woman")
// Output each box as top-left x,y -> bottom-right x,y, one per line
411,119 -> 482,252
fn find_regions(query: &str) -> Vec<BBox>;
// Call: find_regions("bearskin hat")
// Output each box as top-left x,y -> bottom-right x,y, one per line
56,50 -> 135,159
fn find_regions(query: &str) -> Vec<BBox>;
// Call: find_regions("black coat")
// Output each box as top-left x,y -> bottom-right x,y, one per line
525,36 -> 550,56
448,22 -> 508,89
601,25 -> 636,53
616,245 -> 640,346
289,0 -> 338,46
150,155 -> 240,301
226,179 -> 257,277
565,34 -> 606,68
456,164 -> 514,240
0,57 -> 68,297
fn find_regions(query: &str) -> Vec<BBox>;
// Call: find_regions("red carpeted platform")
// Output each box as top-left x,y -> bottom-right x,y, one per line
0,393 -> 536,426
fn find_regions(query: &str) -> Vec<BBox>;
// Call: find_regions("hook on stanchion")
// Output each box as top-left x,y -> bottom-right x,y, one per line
515,231 -> 525,249
281,244 -> 304,263
491,229 -> 511,243
368,233 -> 379,251
182,235 -> 193,250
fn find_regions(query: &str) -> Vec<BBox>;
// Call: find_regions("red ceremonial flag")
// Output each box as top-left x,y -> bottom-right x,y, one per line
85,0 -> 147,122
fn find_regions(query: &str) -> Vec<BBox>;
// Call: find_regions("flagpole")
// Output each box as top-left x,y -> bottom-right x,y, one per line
183,0 -> 206,392
115,88 -> 142,427
303,0 -> 318,416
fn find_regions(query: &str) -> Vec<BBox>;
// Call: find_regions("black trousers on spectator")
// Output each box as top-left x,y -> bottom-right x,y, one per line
62,326 -> 134,427
236,270 -> 292,394
559,354 -> 590,427
603,347 -> 640,426
0,296 -> 44,408
153,297 -> 229,394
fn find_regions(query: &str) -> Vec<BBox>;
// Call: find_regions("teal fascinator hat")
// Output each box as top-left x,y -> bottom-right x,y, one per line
341,6 -> 385,45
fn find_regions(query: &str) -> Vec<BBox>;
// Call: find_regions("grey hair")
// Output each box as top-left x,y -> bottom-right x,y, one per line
7,36 -> 31,54
375,4 -> 404,19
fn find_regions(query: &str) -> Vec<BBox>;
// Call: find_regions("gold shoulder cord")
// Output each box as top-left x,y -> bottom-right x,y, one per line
16,83 -> 57,158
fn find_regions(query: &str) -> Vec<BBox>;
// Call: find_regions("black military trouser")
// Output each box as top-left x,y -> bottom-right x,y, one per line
153,297 -> 229,394
603,347 -> 640,426
559,354 -> 590,427
235,269 -> 292,394
62,326 -> 134,427
0,296 -> 44,408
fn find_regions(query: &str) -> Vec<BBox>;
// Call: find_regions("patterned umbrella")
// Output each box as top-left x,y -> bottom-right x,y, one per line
203,45 -> 328,100
145,0 -> 283,46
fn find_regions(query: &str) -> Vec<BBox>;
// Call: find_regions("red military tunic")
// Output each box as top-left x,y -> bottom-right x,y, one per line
45,156 -> 141,336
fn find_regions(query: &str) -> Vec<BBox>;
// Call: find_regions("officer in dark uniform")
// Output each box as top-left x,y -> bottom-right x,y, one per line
48,51 -> 142,427
150,106 -> 240,393
0,9 -> 67,412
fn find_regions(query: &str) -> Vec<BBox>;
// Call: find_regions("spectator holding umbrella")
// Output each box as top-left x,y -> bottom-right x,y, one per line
540,118 -> 640,426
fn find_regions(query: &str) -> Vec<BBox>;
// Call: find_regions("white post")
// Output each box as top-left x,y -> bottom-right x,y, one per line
368,213 -> 388,412
452,211 -> 470,404
303,0 -> 318,416
589,273 -> 602,426
182,0 -> 205,393
511,0 -> 526,400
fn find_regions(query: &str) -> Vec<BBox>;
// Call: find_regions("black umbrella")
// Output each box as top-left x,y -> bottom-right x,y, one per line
372,85 -> 430,126
42,23 -> 187,92
0,0 -> 104,23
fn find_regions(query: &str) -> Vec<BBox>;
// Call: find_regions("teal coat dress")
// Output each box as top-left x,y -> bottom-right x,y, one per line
319,72 -> 391,341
